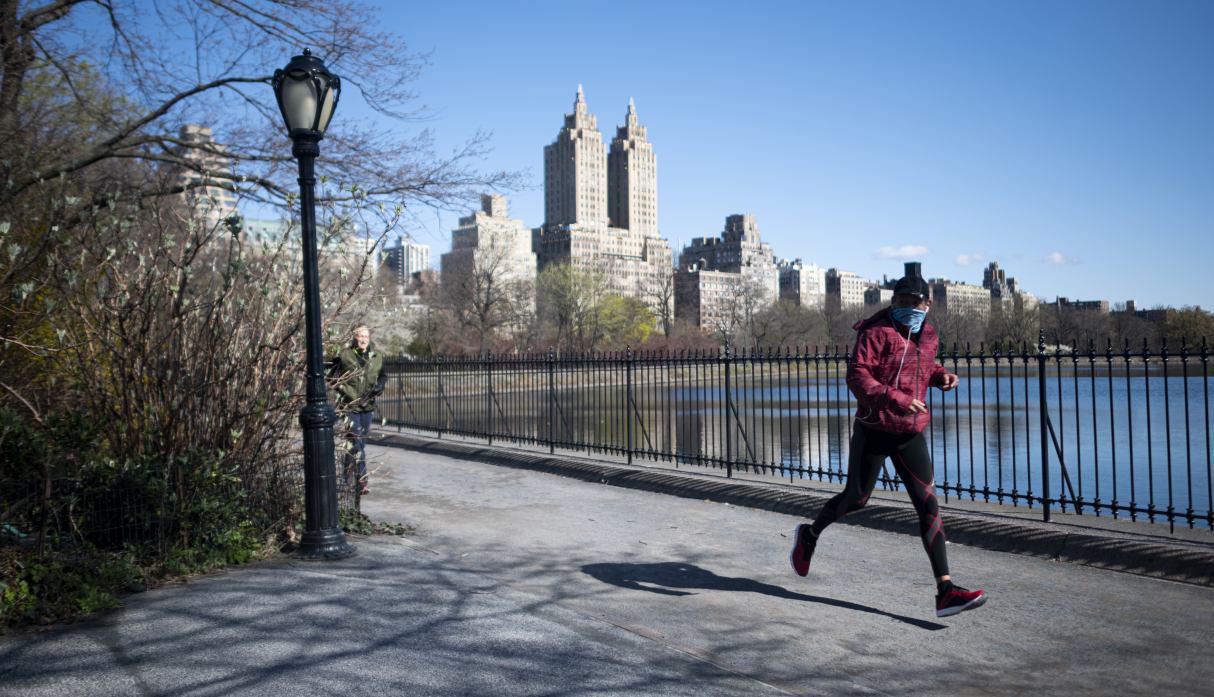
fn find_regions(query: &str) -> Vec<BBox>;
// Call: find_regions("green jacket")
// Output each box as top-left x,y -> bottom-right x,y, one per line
329,342 -> 385,413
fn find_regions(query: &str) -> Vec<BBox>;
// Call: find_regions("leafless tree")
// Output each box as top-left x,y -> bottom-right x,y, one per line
1039,305 -> 1111,346
824,301 -> 869,348
642,264 -> 677,338
985,302 -> 1041,347
440,228 -> 535,353
930,307 -> 987,350
1159,307 -> 1214,345
751,300 -> 829,349
0,1 -> 517,215
535,262 -> 609,353
1107,312 -> 1157,350
706,275 -> 773,348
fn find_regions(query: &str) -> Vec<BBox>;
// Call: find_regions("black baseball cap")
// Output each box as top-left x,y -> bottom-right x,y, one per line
892,275 -> 930,300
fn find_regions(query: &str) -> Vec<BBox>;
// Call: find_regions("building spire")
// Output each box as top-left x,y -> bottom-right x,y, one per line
573,84 -> 588,116
562,84 -> 597,131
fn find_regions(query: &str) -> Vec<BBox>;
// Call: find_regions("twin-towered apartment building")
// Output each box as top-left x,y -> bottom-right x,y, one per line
533,86 -> 673,308
428,86 -> 1040,333
432,87 -> 809,332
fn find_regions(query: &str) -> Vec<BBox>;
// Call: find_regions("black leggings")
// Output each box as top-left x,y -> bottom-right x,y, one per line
810,422 -> 949,578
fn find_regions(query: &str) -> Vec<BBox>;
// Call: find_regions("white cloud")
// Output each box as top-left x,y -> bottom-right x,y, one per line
1043,251 -> 1078,265
955,252 -> 985,266
874,245 -> 929,260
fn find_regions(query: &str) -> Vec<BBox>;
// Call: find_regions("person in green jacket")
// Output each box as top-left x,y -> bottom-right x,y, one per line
329,325 -> 385,495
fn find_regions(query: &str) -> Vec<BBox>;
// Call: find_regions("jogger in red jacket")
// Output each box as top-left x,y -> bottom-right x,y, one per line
788,274 -> 989,618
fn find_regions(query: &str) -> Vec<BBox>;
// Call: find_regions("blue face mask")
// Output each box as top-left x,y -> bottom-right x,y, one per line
891,306 -> 928,333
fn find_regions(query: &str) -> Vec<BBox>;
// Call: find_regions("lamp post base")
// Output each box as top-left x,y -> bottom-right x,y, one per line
295,529 -> 357,561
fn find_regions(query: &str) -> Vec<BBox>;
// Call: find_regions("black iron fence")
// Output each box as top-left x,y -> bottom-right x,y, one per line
378,336 -> 1212,531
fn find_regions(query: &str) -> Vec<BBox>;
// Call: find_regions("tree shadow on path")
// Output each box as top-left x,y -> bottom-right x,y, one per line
581,561 -> 946,631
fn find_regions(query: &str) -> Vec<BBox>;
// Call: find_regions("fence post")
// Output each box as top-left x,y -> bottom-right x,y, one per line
1037,332 -> 1051,522
395,359 -> 403,433
485,353 -> 493,447
626,346 -> 635,465
547,348 -> 556,454
436,355 -> 444,440
724,342 -> 734,479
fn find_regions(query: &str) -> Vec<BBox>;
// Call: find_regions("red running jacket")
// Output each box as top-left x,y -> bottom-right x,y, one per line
846,307 -> 950,435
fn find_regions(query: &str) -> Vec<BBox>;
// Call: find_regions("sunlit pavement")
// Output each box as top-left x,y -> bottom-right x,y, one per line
2,441 -> 1212,696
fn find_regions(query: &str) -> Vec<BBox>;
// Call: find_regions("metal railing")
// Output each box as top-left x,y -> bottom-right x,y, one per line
378,336 -> 1212,531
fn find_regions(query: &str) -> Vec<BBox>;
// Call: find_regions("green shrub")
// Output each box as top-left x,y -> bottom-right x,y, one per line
0,406 -> 278,630
0,549 -> 142,627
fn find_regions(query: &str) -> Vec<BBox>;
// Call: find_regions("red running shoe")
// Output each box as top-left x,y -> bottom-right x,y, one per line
936,584 -> 987,617
789,524 -> 816,577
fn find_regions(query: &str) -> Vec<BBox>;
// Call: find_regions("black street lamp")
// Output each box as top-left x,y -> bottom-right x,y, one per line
273,49 -> 355,560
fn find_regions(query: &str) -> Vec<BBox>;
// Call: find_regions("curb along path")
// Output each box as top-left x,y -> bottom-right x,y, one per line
370,431 -> 1214,587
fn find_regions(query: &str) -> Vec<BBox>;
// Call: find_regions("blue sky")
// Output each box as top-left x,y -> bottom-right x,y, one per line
346,0 -> 1213,309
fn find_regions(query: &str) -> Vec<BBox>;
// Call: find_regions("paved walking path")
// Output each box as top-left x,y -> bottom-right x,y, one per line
373,430 -> 1214,587
2,442 -> 1212,696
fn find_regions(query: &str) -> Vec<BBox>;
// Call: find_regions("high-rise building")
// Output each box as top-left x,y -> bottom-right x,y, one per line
679,215 -> 775,275
982,261 -> 1008,297
382,236 -> 431,287
442,194 -> 536,312
544,85 -> 607,229
676,214 -> 779,328
778,258 -> 827,308
981,260 -> 1040,314
864,286 -> 893,306
536,87 -> 675,316
675,266 -> 753,336
608,98 -> 658,238
176,124 -> 237,226
930,278 -> 994,319
825,269 -> 868,310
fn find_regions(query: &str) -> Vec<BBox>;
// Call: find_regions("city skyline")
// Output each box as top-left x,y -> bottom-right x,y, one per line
344,1 -> 1213,309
